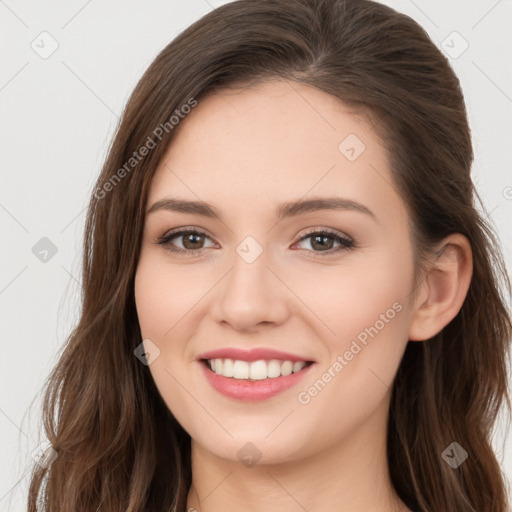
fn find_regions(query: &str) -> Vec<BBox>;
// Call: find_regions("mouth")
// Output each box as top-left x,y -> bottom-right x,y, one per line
201,358 -> 315,381
199,357 -> 315,401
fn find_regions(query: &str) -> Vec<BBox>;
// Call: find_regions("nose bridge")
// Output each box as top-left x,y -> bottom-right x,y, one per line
211,234 -> 289,330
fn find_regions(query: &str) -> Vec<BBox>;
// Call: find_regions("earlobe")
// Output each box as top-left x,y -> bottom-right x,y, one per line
408,234 -> 473,341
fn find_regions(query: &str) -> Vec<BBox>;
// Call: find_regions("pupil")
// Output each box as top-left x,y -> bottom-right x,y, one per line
184,233 -> 203,249
312,235 -> 332,251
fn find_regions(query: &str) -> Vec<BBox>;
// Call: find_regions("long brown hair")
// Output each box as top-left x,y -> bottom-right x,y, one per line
27,0 -> 512,510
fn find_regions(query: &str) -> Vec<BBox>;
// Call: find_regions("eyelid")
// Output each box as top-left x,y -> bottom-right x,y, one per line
156,226 -> 355,256
292,227 -> 355,256
295,226 -> 352,243
155,226 -> 217,255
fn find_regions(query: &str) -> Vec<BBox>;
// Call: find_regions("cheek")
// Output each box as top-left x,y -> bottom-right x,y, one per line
279,245 -> 414,348
287,248 -> 413,404
134,252 -> 209,342
134,261 -> 171,340
134,254 -> 205,428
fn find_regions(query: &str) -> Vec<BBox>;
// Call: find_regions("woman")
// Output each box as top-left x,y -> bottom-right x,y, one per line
27,0 -> 511,511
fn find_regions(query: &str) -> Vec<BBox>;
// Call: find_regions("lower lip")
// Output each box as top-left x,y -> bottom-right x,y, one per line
199,360 -> 315,401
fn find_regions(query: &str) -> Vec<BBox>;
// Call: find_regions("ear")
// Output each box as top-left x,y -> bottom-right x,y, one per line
408,234 -> 473,341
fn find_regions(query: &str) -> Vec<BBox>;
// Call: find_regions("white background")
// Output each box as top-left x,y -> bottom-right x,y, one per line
1,0 -> 511,510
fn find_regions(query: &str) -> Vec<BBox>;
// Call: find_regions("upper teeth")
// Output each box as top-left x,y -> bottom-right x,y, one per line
207,358 -> 308,380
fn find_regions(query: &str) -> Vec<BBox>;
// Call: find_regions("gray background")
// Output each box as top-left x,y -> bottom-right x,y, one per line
1,0 -> 511,509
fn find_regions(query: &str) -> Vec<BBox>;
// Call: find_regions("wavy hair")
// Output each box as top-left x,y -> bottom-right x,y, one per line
27,0 -> 511,510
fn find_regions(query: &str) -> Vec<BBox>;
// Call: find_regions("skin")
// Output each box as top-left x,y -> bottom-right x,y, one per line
134,79 -> 472,512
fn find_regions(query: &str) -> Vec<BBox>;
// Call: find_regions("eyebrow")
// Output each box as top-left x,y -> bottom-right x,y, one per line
147,196 -> 376,222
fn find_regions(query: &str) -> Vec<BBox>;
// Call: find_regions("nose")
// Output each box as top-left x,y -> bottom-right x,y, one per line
210,243 -> 291,333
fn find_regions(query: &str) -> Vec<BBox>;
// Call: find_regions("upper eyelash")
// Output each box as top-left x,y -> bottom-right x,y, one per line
156,228 -> 355,257
156,229 -> 210,256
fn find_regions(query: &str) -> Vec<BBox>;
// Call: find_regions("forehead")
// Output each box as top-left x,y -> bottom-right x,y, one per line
147,79 -> 403,224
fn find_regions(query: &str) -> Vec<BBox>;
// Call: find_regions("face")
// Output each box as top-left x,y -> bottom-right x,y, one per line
134,79 -> 418,465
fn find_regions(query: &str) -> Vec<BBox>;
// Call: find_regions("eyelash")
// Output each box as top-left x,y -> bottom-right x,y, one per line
155,227 -> 355,258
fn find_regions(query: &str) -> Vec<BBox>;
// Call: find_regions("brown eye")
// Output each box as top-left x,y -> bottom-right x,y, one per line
157,229 -> 215,255
181,232 -> 206,250
156,227 -> 355,257
294,229 -> 355,255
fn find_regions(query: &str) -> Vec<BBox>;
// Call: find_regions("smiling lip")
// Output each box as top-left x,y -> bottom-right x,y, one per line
196,347 -> 315,402
199,358 -> 315,401
196,347 -> 315,363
